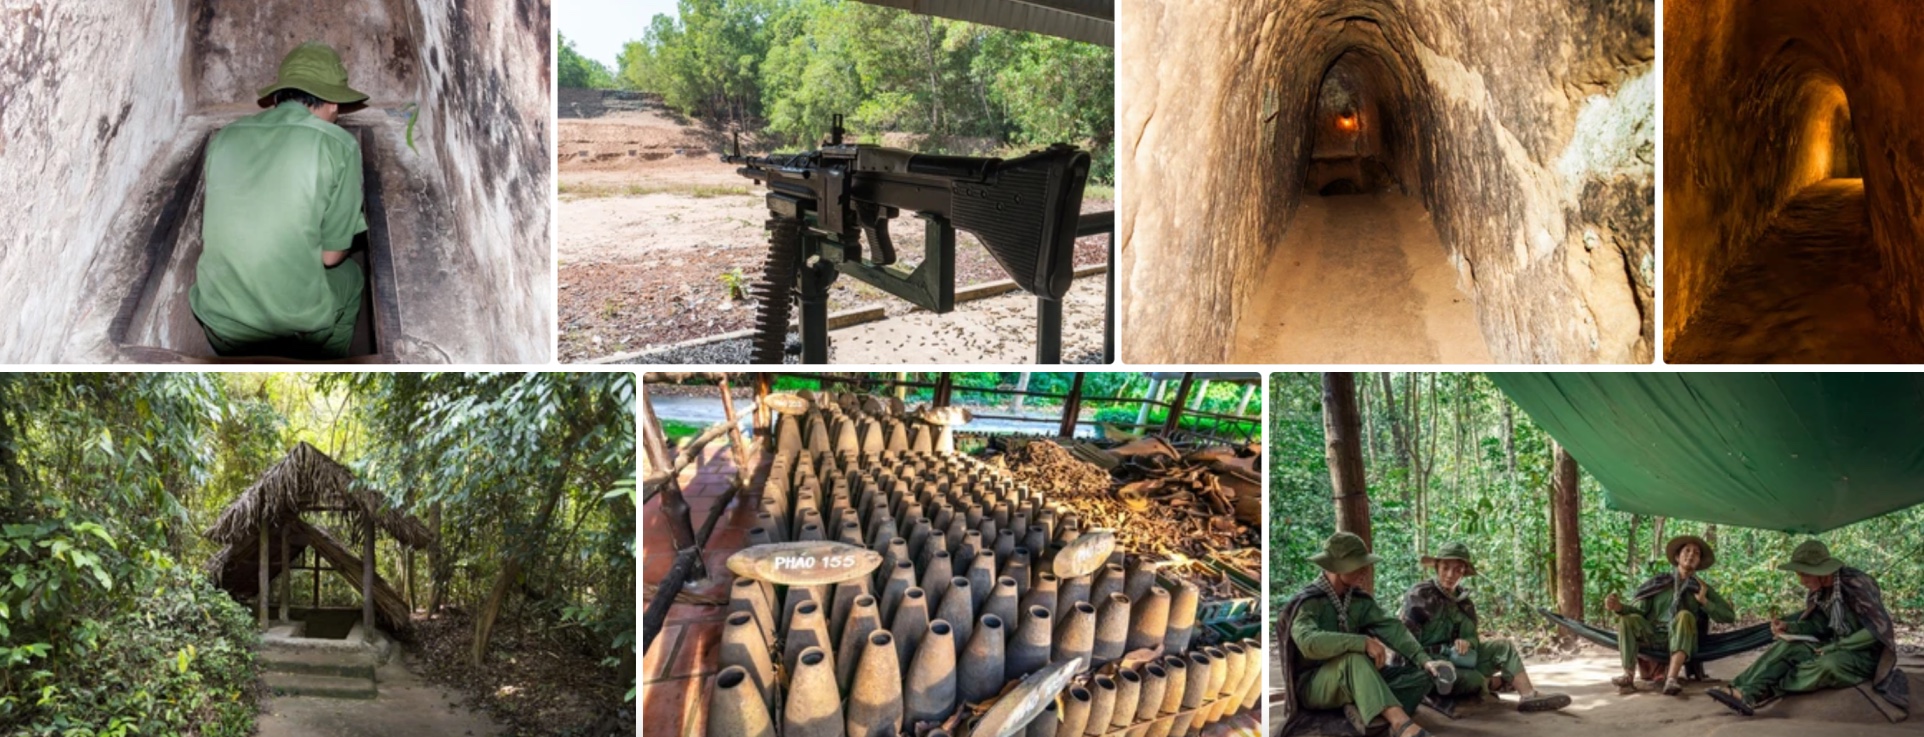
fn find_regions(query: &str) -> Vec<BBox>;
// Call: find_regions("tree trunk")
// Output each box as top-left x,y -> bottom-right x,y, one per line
1380,373 -> 1409,471
472,429 -> 583,666
426,501 -> 445,616
1652,516 -> 1667,561
1013,373 -> 1031,410
1551,442 -> 1583,641
1322,373 -> 1373,591
920,15 -> 943,134
1627,514 -> 1642,577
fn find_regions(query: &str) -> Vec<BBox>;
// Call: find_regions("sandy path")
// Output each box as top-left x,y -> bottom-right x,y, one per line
1270,646 -> 1919,736
1668,179 -> 1924,363
254,655 -> 504,737
1230,193 -> 1491,364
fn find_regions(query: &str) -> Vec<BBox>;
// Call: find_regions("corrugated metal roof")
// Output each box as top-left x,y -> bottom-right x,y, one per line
852,0 -> 1113,46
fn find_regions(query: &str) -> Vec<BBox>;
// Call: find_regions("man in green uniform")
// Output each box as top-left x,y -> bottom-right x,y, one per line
1400,542 -> 1571,713
1605,534 -> 1736,696
190,42 -> 369,359
1278,532 -> 1448,737
1707,540 -> 1910,720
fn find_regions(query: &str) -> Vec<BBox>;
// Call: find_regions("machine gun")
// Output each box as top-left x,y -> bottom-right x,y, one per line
724,115 -> 1092,364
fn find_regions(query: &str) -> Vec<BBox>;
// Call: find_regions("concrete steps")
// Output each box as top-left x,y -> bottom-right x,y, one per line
261,648 -> 378,700
263,671 -> 378,700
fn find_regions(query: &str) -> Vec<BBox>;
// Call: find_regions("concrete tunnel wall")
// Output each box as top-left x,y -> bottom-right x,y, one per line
0,0 -> 551,362
1120,0 -> 1655,363
1664,0 -> 1924,343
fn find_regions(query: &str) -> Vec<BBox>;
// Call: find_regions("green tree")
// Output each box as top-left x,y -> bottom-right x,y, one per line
559,33 -> 616,89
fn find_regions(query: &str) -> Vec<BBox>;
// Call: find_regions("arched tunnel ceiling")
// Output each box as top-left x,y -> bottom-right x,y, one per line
1120,0 -> 1655,364
851,0 -> 1113,46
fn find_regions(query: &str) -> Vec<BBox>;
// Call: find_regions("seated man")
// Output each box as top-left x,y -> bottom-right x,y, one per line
1707,540 -> 1910,719
190,42 -> 369,359
1279,532 -> 1448,737
1401,542 -> 1571,712
1605,534 -> 1735,695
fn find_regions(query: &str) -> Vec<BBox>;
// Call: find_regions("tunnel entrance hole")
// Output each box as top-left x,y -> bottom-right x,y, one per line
1232,22 -> 1488,363
111,126 -> 396,364
1304,48 -> 1415,197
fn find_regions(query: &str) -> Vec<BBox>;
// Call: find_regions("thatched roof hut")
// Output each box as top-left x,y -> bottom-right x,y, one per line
204,442 -> 433,632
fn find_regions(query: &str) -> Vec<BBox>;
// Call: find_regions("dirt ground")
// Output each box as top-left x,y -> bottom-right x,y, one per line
1230,192 -> 1492,364
828,274 -> 1108,363
255,654 -> 505,737
556,105 -> 1113,362
1269,645 -> 1923,736
1668,179 -> 1924,363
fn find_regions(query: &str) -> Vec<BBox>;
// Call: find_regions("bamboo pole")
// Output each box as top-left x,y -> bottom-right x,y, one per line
279,530 -> 289,622
363,513 -> 375,641
717,375 -> 753,486
258,519 -> 269,628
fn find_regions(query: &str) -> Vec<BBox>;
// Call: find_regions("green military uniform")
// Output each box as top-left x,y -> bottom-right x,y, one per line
1723,541 -> 1888,708
1293,590 -> 1437,724
1615,535 -> 1735,676
1286,533 -> 1438,729
1401,544 -> 1527,697
190,42 -> 369,359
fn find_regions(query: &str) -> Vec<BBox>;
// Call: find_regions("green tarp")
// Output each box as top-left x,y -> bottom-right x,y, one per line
1491,373 -> 1924,533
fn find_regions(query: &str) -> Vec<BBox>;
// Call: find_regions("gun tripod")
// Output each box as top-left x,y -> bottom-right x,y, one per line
773,212 -> 1065,364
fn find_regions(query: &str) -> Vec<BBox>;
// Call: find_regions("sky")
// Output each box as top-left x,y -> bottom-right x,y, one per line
556,0 -> 683,72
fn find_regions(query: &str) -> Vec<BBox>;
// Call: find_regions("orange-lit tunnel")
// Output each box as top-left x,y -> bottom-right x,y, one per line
1665,0 -> 1924,362
1119,0 -> 1655,364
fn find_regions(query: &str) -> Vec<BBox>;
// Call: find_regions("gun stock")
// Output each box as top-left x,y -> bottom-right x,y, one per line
949,146 -> 1091,301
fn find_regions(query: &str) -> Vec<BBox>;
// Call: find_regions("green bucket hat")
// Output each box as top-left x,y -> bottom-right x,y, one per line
1421,541 -> 1477,576
1311,531 -> 1381,575
1776,539 -> 1844,576
257,42 -> 369,105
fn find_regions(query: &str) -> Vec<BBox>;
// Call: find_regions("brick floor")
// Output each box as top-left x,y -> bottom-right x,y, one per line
643,440 -> 769,737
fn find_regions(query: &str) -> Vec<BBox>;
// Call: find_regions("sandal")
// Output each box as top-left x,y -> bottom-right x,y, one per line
1390,720 -> 1433,737
1707,687 -> 1755,716
1343,704 -> 1369,734
1662,678 -> 1683,696
1518,691 -> 1572,712
1611,674 -> 1637,694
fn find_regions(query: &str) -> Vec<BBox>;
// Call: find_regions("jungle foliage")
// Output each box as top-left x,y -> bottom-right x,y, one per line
1269,372 -> 1924,639
0,373 -> 637,735
763,372 -> 1260,441
560,33 -> 618,89
612,0 -> 1115,181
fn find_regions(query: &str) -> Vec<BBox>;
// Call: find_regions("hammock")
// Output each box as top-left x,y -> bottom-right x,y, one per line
1538,608 -> 1775,669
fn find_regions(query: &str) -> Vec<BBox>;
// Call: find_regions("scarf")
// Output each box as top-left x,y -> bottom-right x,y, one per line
1312,575 -> 1354,632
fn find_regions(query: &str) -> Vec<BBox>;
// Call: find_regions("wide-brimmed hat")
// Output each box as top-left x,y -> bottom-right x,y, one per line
257,42 -> 368,105
1776,539 -> 1844,576
1665,534 -> 1716,570
1311,531 -> 1381,575
1421,541 -> 1477,576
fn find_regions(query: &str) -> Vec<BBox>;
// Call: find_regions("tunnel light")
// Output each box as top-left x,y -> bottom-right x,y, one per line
1337,114 -> 1358,132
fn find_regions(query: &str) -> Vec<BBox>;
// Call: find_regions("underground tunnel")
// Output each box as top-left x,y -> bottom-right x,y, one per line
1118,0 -> 1655,364
1665,0 -> 1924,364
0,0 -> 553,363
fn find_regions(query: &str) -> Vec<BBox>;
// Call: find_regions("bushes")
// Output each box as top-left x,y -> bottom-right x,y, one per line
1,507 -> 259,737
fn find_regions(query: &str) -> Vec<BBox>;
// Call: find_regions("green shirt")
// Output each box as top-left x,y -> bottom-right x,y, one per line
1291,589 -> 1433,666
191,101 -> 366,342
1619,575 -> 1736,626
1406,585 -> 1479,656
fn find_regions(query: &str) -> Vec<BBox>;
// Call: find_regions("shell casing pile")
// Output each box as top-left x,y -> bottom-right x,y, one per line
711,391 -> 1264,737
